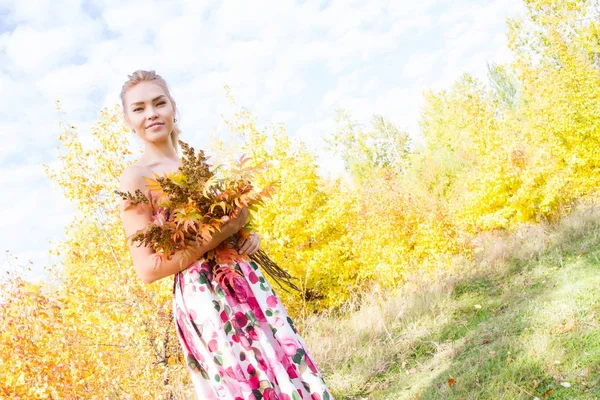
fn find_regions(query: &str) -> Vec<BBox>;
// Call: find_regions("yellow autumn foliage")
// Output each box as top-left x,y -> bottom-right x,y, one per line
213,97 -> 362,313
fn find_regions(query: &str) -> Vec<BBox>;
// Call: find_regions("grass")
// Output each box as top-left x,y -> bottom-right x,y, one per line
298,202 -> 600,399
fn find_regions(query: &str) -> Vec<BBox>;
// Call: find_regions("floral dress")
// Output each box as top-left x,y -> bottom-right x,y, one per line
172,249 -> 334,400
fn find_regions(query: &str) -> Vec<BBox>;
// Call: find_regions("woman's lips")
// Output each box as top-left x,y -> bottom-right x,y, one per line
147,123 -> 164,130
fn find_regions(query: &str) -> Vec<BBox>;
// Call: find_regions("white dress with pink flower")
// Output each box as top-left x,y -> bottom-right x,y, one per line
172,252 -> 334,400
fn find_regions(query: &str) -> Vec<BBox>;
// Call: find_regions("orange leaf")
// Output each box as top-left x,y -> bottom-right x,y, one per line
541,388 -> 553,398
238,154 -> 250,167
563,319 -> 575,332
448,378 -> 456,388
554,319 -> 575,334
143,173 -> 164,193
366,383 -> 377,393
172,231 -> 184,243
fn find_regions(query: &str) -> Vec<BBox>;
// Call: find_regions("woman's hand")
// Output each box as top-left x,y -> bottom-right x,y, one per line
237,231 -> 261,255
183,207 -> 249,251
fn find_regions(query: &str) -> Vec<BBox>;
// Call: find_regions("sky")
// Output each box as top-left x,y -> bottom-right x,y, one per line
0,0 -> 525,279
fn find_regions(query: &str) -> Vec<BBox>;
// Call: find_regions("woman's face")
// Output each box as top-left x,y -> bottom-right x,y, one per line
124,81 -> 176,144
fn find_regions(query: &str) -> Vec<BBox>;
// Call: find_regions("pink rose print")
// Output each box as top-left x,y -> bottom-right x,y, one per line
305,352 -> 318,374
232,275 -> 251,303
248,271 -> 259,284
249,375 -> 260,389
217,386 -> 228,397
256,352 -> 268,372
266,295 -> 278,308
226,365 -> 244,381
220,310 -> 228,323
266,355 -> 284,375
247,296 -> 266,322
208,339 -> 218,352
236,364 -> 245,379
263,388 -> 278,400
280,395 -> 292,400
286,365 -> 298,379
280,337 -> 299,357
247,326 -> 260,341
188,264 -> 200,282
273,317 -> 285,328
311,393 -> 321,400
176,309 -> 204,363
239,335 -> 251,350
232,312 -> 248,330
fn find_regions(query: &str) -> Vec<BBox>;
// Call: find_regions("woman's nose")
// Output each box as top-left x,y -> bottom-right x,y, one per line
146,107 -> 159,118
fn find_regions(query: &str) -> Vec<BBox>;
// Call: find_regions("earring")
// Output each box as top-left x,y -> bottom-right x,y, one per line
174,118 -> 178,123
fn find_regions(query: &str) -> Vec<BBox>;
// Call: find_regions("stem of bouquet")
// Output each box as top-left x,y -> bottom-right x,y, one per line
250,248 -> 300,292
228,233 -> 300,293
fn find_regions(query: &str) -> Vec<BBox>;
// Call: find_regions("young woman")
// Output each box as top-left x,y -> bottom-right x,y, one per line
118,70 -> 333,400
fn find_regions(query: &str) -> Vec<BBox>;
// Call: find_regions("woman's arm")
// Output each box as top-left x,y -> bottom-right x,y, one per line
143,218 -> 245,283
118,166 -> 248,284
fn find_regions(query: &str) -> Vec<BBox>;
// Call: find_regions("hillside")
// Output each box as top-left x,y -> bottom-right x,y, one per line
299,203 -> 600,399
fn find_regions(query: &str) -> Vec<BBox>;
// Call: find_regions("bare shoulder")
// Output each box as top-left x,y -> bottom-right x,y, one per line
118,164 -> 154,229
119,164 -> 150,193
118,165 -> 154,216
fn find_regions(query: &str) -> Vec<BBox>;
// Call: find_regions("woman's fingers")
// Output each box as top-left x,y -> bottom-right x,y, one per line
246,237 -> 260,255
238,239 -> 249,254
247,243 -> 258,255
252,236 -> 260,255
238,233 -> 260,255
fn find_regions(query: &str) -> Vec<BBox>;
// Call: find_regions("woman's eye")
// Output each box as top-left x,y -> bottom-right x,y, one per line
133,101 -> 164,112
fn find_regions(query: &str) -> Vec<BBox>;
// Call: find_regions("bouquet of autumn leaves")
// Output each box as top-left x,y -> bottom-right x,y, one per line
115,140 -> 299,292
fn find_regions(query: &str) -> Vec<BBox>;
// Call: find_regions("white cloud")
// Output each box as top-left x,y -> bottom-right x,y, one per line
270,110 -> 296,125
402,50 -> 443,79
0,122 -> 26,162
0,163 -> 74,281
5,26 -> 76,71
1,0 -> 85,28
101,0 -> 178,37
36,64 -> 105,114
296,117 -> 336,146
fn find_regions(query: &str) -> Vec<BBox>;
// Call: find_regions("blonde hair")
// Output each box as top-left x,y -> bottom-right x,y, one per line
120,70 -> 181,153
